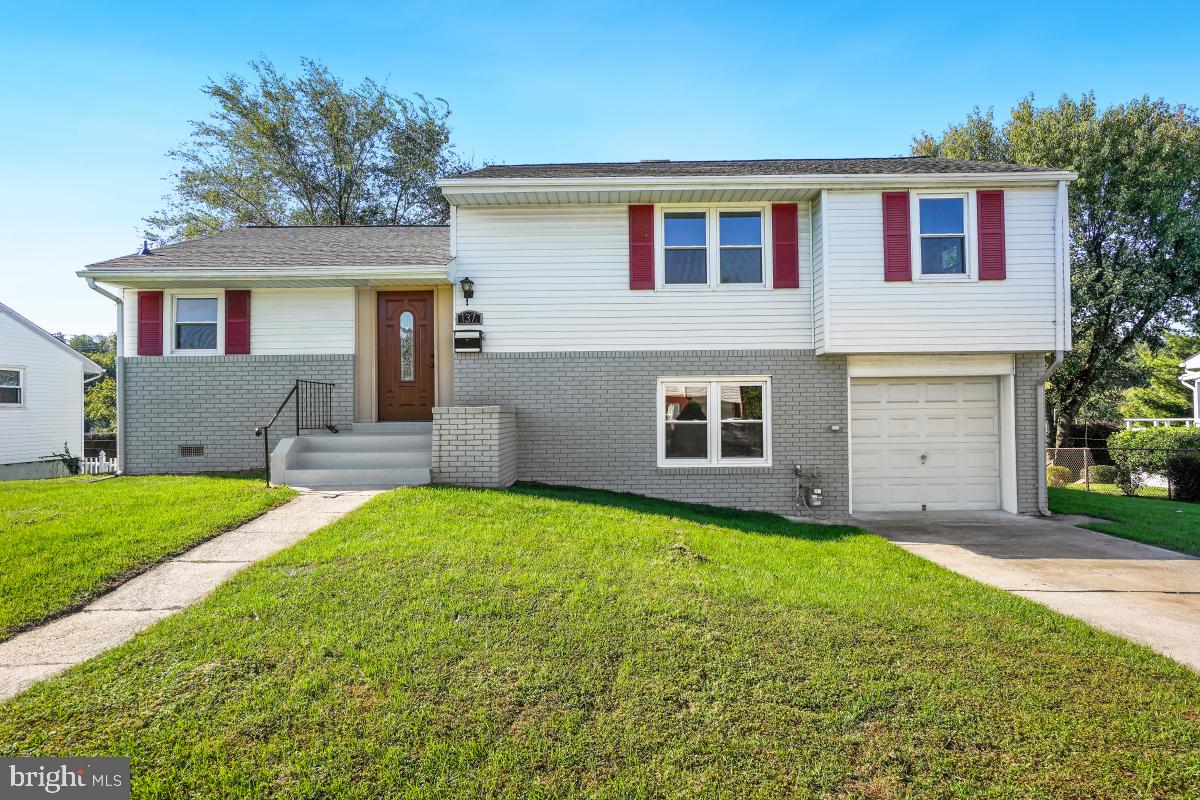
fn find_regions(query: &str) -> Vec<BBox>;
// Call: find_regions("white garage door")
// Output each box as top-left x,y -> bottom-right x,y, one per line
851,377 -> 1001,512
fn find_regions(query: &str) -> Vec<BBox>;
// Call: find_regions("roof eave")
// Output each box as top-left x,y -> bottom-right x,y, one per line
77,265 -> 453,287
437,170 -> 1078,193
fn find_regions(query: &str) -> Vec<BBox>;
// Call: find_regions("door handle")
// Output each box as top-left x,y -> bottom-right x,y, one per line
919,453 -> 928,463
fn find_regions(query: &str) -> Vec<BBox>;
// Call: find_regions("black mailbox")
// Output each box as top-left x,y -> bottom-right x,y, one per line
454,329 -> 483,353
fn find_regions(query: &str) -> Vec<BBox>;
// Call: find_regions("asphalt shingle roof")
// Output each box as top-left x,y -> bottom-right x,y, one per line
82,225 -> 451,272
456,157 -> 1059,180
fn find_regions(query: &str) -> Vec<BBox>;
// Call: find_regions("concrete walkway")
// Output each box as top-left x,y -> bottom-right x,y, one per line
0,490 -> 378,701
854,511 -> 1200,671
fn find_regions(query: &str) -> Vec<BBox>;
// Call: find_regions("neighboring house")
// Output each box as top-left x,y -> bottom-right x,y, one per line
1184,353 -> 1200,421
0,303 -> 104,479
78,157 -> 1075,517
1126,352 -> 1200,429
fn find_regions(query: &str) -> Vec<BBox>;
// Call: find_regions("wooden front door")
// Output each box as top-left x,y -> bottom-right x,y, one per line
377,291 -> 435,421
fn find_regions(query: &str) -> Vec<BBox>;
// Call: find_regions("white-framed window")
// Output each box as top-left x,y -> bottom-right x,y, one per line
171,295 -> 221,353
658,377 -> 771,467
911,192 -> 974,280
659,205 -> 770,288
0,367 -> 24,406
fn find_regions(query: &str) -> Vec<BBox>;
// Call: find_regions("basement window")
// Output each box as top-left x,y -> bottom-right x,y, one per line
658,378 -> 771,467
179,445 -> 205,458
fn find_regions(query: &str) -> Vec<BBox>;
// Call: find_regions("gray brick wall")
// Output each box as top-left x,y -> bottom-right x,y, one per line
432,406 -> 518,487
122,354 -> 354,474
1015,352 -> 1046,514
453,350 -> 850,517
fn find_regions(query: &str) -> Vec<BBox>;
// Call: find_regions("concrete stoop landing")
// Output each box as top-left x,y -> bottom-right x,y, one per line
271,421 -> 432,490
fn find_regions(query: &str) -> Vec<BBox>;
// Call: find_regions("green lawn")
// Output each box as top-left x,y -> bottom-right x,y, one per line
1,487 -> 1197,798
0,474 -> 295,639
1050,486 -> 1200,556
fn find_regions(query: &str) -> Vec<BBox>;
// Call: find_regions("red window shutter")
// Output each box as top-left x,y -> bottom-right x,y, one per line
628,204 -> 654,290
977,190 -> 1007,280
882,191 -> 912,281
225,290 -> 251,354
771,203 -> 800,288
136,291 -> 163,356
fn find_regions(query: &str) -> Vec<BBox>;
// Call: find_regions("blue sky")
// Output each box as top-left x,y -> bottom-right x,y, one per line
2,0 -> 1198,333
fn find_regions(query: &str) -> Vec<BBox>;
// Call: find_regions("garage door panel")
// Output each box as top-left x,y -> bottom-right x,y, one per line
851,376 -> 1000,512
884,382 -> 920,403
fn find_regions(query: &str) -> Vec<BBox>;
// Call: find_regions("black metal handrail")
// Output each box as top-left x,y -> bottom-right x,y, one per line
255,379 -> 339,485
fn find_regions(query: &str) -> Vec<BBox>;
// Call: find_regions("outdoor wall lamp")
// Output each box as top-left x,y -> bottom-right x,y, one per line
459,276 -> 475,305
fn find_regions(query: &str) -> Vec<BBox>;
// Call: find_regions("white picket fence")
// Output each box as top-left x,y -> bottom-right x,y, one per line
81,451 -> 117,475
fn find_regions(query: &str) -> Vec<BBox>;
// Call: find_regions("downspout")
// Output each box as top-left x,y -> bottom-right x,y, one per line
1038,179 -> 1071,515
85,278 -> 125,475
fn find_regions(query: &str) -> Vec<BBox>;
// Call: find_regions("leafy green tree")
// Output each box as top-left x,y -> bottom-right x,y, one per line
66,334 -> 117,432
915,94 -> 1200,444
146,58 -> 473,241
1119,333 -> 1200,419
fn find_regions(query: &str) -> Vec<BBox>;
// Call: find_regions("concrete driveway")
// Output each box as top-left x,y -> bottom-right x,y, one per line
853,511 -> 1200,671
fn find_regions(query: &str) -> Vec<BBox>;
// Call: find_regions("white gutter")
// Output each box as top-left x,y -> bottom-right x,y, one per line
85,278 -> 125,475
76,266 -> 451,283
438,170 -> 1079,192
1038,179 -> 1073,515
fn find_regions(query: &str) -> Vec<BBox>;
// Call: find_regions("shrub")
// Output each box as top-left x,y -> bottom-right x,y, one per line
1108,427 -> 1200,496
1085,464 -> 1119,484
1046,465 -> 1072,488
1165,452 -> 1200,502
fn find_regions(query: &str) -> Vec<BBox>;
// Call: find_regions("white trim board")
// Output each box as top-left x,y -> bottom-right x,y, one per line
847,354 -> 1015,378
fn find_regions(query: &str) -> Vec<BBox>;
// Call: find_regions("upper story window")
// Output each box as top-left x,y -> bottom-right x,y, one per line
0,368 -> 23,406
918,196 -> 967,276
718,211 -> 763,283
174,297 -> 218,351
664,212 -> 707,284
661,206 -> 767,287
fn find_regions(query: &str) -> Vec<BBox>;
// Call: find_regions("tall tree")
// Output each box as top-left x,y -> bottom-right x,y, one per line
914,94 -> 1200,444
146,58 -> 473,241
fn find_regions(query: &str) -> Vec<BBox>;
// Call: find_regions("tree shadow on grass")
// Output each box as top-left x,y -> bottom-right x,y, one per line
504,482 -> 864,543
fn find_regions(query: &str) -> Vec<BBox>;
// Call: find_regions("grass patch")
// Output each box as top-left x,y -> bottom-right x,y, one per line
1,485 -> 1197,797
0,474 -> 295,638
1049,486 -> 1200,557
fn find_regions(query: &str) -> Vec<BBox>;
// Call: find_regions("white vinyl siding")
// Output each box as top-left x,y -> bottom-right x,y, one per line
453,205 -> 813,352
0,314 -> 87,465
822,187 -> 1059,353
250,288 -> 355,355
122,287 -> 355,356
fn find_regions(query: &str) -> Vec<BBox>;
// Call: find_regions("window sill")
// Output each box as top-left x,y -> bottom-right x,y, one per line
657,461 -> 773,470
914,274 -> 974,283
655,284 -> 773,292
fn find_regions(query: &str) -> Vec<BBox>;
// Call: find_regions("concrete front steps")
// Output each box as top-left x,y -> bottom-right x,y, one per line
270,421 -> 432,490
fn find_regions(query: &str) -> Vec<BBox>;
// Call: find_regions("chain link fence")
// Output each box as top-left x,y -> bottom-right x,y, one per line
1046,447 -> 1200,501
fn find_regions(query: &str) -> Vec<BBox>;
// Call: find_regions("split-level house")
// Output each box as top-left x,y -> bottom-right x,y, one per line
78,157 -> 1074,518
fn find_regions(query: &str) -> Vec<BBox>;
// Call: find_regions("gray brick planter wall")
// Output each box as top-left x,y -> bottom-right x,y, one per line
122,354 -> 354,474
453,350 -> 850,517
432,406 -> 518,487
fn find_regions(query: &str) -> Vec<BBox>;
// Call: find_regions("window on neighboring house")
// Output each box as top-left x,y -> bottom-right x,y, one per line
174,297 -> 218,351
918,196 -> 967,275
719,211 -> 763,284
660,378 -> 770,466
0,368 -> 22,405
664,211 -> 708,284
